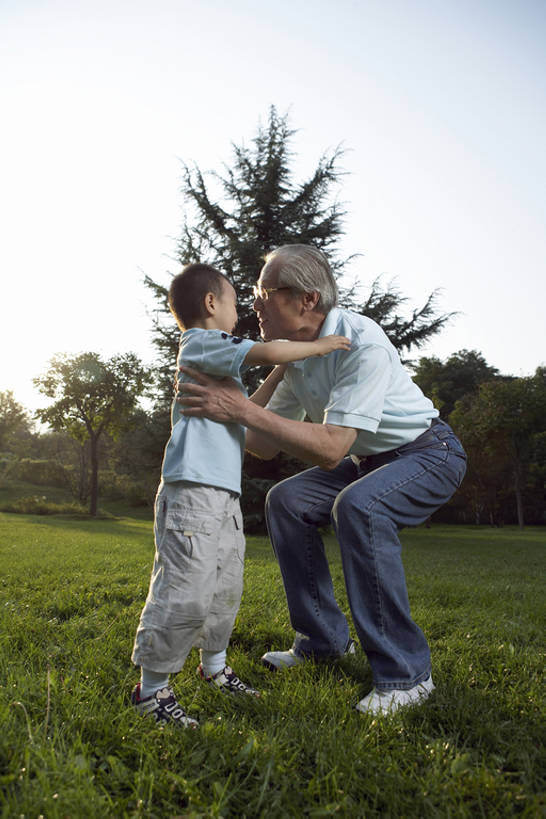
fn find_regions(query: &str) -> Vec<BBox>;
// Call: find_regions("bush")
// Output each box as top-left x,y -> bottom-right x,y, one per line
0,495 -> 86,516
6,458 -> 70,489
99,470 -> 155,508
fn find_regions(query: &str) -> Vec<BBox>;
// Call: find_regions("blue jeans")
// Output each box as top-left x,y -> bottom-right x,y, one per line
264,420 -> 467,690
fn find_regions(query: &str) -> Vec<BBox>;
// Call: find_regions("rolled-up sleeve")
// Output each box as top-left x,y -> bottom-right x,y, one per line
324,345 -> 391,432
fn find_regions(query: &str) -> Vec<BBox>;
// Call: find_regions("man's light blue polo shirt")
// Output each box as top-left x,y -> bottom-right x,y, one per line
266,307 -> 438,455
162,328 -> 256,494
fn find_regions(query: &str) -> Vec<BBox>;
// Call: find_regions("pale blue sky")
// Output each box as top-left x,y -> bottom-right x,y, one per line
1,0 -> 544,411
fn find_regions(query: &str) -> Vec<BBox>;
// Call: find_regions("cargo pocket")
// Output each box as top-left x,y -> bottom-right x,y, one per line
165,509 -> 214,556
161,509 -> 221,582
160,509 -> 220,619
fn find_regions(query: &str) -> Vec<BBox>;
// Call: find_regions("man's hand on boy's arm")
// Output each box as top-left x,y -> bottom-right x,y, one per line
243,335 -> 351,367
177,366 -> 284,460
178,367 -> 247,424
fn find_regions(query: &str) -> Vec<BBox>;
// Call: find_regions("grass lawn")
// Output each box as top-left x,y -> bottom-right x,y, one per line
0,514 -> 544,817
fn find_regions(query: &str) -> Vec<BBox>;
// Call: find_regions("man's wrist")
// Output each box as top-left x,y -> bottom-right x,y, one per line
240,395 -> 260,428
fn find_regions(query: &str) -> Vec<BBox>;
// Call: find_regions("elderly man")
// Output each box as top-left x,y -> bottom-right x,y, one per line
179,244 -> 467,715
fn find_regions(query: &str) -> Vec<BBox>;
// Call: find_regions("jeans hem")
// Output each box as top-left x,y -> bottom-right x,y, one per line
374,669 -> 432,691
291,642 -> 351,661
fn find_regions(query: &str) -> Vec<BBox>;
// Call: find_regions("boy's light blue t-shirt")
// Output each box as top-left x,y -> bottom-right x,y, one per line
161,328 -> 256,495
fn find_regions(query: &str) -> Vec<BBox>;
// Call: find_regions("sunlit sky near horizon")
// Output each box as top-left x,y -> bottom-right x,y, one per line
2,0 -> 545,414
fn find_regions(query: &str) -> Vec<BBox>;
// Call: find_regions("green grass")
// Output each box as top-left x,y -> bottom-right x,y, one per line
0,515 -> 544,817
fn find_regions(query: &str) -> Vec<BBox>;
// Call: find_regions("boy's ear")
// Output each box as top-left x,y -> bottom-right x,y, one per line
203,291 -> 216,316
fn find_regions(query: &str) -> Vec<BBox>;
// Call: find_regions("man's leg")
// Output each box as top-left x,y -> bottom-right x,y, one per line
332,426 -> 467,692
264,458 -> 358,659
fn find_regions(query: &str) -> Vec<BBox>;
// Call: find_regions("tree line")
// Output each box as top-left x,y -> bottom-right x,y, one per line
1,109 -> 544,527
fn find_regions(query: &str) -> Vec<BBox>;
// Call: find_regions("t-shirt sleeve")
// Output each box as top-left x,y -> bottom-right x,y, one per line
179,331 -> 256,378
323,344 -> 391,432
265,376 -> 307,422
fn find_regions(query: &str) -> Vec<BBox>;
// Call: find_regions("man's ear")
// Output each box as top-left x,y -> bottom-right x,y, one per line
301,290 -> 320,312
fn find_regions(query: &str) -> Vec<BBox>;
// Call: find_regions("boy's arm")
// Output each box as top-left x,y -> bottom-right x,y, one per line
244,335 -> 351,366
249,364 -> 287,407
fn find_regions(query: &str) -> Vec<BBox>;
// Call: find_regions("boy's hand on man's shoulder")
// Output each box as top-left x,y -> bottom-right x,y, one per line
315,335 -> 352,356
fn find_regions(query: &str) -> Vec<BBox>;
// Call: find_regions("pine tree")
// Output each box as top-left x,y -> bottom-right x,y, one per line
145,106 -> 351,402
146,107 -> 455,403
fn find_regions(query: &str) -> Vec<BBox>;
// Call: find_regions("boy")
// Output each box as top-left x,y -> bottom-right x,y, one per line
131,263 -> 350,727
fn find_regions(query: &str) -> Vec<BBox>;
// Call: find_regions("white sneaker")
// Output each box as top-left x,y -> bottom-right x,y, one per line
356,676 -> 435,716
261,648 -> 304,671
262,639 -> 356,671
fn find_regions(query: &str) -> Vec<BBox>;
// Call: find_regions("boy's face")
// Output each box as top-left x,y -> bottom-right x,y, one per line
214,279 -> 239,334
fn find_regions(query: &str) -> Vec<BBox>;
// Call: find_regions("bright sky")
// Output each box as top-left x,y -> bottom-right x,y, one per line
2,0 -> 545,413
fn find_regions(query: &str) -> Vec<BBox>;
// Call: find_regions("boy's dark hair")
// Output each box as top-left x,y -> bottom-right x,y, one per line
168,263 -> 231,329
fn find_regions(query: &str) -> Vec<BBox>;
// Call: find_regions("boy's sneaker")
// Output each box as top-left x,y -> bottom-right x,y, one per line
262,639 -> 357,671
131,683 -> 199,728
197,664 -> 260,696
356,675 -> 435,716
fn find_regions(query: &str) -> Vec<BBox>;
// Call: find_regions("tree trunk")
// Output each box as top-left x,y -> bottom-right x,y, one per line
89,433 -> 99,517
78,442 -> 89,504
514,466 -> 525,529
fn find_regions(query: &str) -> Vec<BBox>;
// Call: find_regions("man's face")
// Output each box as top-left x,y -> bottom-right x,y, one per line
253,261 -> 302,341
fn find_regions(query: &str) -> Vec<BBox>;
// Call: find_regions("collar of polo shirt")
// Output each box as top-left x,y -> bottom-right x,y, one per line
289,307 -> 341,369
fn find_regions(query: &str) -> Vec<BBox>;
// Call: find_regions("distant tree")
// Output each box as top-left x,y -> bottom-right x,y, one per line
34,353 -> 152,516
145,106 -> 455,406
413,349 -> 499,418
0,390 -> 32,454
446,403 -> 512,526
33,429 -> 92,504
450,369 -> 546,528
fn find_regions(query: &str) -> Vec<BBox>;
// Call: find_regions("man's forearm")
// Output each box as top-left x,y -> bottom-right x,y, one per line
241,401 -> 357,470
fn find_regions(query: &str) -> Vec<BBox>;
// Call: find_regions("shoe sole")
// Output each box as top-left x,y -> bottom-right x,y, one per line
261,658 -> 285,672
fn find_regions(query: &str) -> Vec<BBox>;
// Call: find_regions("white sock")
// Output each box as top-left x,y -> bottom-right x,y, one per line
200,649 -> 227,677
140,668 -> 170,699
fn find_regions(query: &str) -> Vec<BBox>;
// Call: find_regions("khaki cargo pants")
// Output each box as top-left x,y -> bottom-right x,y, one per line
132,480 -> 245,673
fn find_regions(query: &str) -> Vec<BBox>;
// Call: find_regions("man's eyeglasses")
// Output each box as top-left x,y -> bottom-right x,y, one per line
252,284 -> 292,301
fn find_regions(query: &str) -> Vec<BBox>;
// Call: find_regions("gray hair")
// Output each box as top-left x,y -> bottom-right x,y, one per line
263,244 -> 338,313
